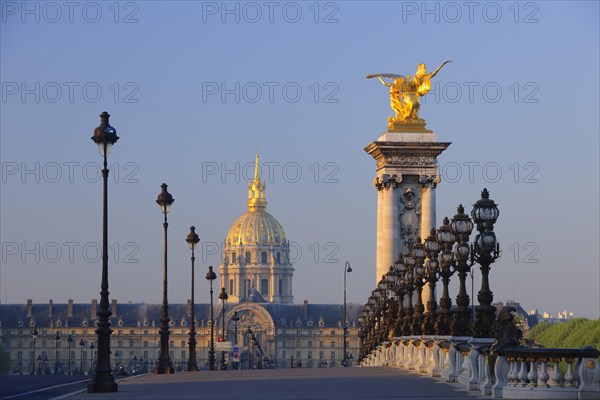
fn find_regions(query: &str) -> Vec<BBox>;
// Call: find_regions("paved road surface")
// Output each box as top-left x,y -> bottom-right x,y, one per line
0,375 -> 90,400
66,367 -> 486,400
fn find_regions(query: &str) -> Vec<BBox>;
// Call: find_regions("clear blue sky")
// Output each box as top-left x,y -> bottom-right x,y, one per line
1,1 -> 598,318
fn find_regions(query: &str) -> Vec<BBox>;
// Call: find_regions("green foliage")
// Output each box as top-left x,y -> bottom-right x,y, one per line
0,343 -> 10,374
527,318 -> 600,350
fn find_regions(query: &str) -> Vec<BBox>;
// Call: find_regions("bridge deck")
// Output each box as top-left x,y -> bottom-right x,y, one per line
64,368 -> 483,400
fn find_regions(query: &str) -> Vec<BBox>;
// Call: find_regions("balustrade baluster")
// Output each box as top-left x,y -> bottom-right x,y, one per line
564,358 -> 575,387
538,359 -> 549,387
527,358 -> 538,387
518,359 -> 528,386
550,359 -> 562,387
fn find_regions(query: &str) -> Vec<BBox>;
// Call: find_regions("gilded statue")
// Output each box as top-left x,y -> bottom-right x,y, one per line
367,61 -> 451,127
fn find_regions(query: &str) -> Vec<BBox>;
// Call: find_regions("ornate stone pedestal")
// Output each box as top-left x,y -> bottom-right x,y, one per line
364,121 -> 450,283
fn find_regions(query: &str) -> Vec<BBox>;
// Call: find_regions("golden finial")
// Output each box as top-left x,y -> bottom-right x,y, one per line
247,151 -> 267,212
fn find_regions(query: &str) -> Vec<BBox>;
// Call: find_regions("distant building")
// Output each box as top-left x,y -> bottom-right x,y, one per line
0,299 -> 360,374
527,308 -> 575,324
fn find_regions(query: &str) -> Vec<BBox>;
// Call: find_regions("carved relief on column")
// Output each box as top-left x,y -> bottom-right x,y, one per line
398,188 -> 421,250
373,174 -> 402,191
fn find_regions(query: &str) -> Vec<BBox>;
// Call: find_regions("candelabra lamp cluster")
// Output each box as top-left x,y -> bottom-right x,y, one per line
358,189 -> 500,362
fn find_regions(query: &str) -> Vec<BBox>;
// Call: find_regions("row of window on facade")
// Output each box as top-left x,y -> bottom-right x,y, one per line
230,251 -> 283,265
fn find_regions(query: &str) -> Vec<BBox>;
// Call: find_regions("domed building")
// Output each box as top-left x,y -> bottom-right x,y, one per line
219,153 -> 294,304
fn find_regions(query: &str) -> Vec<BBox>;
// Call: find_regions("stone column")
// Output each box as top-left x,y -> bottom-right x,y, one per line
420,175 -> 440,303
376,175 -> 401,282
420,175 -> 439,237
365,126 -> 450,285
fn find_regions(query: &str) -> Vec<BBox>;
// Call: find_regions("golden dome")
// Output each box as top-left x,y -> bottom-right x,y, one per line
226,209 -> 287,246
225,152 -> 287,246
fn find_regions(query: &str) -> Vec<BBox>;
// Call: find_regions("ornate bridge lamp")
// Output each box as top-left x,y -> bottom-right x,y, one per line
450,205 -> 475,337
409,239 -> 426,335
392,257 -> 406,337
186,226 -> 200,371
401,255 -> 415,336
435,217 -> 456,335
423,229 -> 441,335
471,189 -> 501,338
384,267 -> 398,338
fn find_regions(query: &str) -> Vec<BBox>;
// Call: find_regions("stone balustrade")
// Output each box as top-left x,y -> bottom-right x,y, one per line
359,336 -> 599,399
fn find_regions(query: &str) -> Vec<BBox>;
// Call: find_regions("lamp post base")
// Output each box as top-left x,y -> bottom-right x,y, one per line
87,373 -> 118,393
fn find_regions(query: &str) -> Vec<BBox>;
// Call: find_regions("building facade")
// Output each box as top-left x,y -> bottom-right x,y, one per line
0,299 -> 360,373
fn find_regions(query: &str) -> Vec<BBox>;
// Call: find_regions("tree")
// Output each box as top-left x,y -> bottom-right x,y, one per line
527,318 -> 600,350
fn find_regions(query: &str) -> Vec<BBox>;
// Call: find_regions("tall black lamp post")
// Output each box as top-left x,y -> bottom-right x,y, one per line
54,332 -> 60,375
218,287 -> 228,370
89,342 -> 95,375
232,311 -> 240,369
156,183 -> 175,374
423,229 -> 441,335
67,334 -> 73,375
342,261 -> 352,367
31,327 -> 38,375
401,255 -> 415,336
471,188 -> 501,338
435,217 -> 456,335
79,339 -> 85,375
88,111 -> 119,392
186,226 -> 200,371
205,266 -> 217,371
409,239 -> 426,335
450,204 -> 475,337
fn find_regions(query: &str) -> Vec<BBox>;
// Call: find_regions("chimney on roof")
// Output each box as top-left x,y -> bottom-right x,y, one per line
91,299 -> 97,319
303,300 -> 308,319
67,299 -> 74,318
48,299 -> 53,316
26,299 -> 32,317
111,299 -> 117,317
186,299 -> 191,317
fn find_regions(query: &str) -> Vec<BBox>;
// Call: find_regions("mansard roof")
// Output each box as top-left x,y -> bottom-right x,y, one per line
0,301 -> 362,330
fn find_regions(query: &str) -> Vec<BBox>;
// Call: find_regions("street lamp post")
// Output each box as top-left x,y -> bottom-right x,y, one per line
31,327 -> 38,375
156,183 -> 175,374
409,239 -> 426,335
67,334 -> 73,375
206,266 -> 217,371
471,189 -> 501,338
218,287 -> 228,370
402,254 -> 415,336
54,332 -> 60,375
133,355 -> 137,374
423,229 -> 441,335
435,217 -> 456,335
342,261 -> 352,367
79,340 -> 84,375
88,111 -> 119,393
89,343 -> 95,375
186,226 -> 200,372
232,311 -> 240,369
450,204 -> 475,337
114,351 -> 119,371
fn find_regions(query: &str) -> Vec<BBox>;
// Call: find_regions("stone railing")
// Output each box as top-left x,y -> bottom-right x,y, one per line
359,336 -> 600,399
